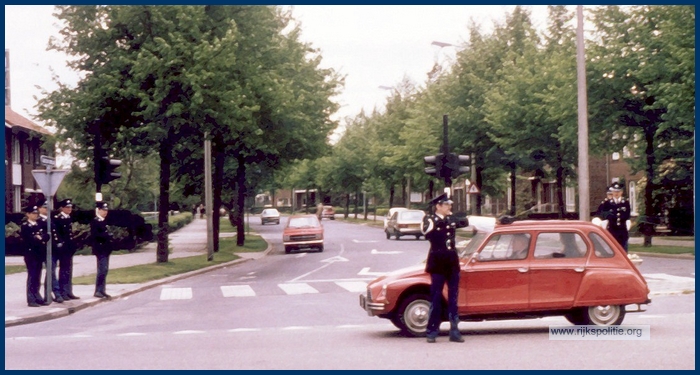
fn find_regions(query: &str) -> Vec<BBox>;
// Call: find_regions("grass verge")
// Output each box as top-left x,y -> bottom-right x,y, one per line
629,244 -> 695,256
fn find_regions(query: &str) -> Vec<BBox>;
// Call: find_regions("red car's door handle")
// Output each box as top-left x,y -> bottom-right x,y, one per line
517,267 -> 529,273
574,267 -> 585,273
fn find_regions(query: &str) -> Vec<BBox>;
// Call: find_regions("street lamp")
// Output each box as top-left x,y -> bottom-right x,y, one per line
428,41 -> 455,82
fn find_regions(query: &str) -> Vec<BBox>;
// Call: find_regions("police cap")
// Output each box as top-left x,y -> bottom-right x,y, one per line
96,202 -> 109,210
610,182 -> 623,192
58,199 -> 73,208
23,205 -> 39,214
428,193 -> 453,206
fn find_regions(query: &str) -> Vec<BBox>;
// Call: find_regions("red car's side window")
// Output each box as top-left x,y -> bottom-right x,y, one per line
588,232 -> 615,258
533,232 -> 587,259
478,233 -> 530,261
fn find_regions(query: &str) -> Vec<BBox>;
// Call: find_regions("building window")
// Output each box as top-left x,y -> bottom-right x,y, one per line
12,138 -> 20,163
565,185 -> 575,212
611,152 -> 620,161
24,142 -> 30,164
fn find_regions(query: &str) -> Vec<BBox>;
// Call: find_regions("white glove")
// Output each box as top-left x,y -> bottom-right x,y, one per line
601,220 -> 609,229
591,217 -> 602,226
626,220 -> 631,231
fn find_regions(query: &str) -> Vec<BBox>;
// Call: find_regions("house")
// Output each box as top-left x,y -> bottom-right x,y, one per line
5,106 -> 54,213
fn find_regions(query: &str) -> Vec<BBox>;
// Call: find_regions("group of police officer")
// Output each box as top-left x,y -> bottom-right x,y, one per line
19,199 -> 114,307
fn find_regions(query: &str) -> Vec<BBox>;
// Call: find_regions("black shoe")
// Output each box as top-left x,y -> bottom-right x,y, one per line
94,292 -> 107,299
103,293 -> 112,299
449,336 -> 465,343
426,337 -> 436,343
38,299 -> 51,306
66,294 -> 80,300
53,294 -> 64,303
28,302 -> 41,307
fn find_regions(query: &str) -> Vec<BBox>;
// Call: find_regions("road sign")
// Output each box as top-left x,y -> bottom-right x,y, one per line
39,155 -> 55,167
467,184 -> 480,194
31,169 -> 68,196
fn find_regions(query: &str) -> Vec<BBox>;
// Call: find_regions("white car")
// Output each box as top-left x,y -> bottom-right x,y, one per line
260,208 -> 280,225
383,207 -> 408,230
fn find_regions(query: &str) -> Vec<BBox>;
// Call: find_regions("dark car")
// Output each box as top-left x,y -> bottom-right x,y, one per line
361,218 -> 651,336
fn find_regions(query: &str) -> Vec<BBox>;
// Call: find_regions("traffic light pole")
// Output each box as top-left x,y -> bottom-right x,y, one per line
442,115 -> 451,187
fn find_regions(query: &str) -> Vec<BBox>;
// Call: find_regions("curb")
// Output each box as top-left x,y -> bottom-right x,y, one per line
5,242 -> 275,328
631,251 -> 695,260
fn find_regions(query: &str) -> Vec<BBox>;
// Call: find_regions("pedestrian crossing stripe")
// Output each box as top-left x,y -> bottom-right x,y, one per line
278,283 -> 318,295
221,285 -> 256,297
159,281 -> 369,300
160,288 -> 193,300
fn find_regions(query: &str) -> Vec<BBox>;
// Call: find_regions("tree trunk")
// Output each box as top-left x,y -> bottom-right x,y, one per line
643,127 -> 656,247
475,166 -> 483,215
156,128 -> 174,263
235,154 -> 246,246
344,193 -> 350,219
354,191 -> 359,219
389,185 -> 395,208
509,164 -> 517,216
212,135 -> 225,252
556,165 -> 565,219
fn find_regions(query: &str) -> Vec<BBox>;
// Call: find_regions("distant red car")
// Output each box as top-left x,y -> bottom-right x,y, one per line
321,205 -> 335,220
360,218 -> 650,336
283,214 -> 324,254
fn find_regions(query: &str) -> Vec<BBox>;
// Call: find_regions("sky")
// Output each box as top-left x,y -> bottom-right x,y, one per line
4,5 -> 554,136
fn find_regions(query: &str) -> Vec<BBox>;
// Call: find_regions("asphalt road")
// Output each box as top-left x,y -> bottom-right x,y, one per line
4,219 -> 695,370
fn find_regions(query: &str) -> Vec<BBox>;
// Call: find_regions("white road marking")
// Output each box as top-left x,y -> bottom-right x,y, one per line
281,326 -> 312,330
221,285 -> 256,297
371,249 -> 403,255
228,328 -> 261,333
335,281 -> 368,293
278,283 -> 319,295
118,332 -> 147,336
160,288 -> 193,300
288,244 -> 347,282
173,330 -> 205,335
353,239 -> 378,243
358,267 -> 386,277
321,255 -> 349,263
296,253 -> 307,258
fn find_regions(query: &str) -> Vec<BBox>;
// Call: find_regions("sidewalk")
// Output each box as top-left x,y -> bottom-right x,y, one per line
5,217 -> 272,327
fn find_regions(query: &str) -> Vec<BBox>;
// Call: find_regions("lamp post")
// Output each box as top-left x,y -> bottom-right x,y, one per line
428,41 -> 455,82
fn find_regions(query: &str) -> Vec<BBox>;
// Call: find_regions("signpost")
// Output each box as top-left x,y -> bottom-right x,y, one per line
31,156 -> 68,303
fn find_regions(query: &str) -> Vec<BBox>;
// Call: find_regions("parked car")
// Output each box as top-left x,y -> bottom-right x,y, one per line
260,208 -> 280,225
283,214 -> 324,254
385,209 -> 426,240
383,207 -> 408,230
321,205 -> 336,220
361,218 -> 651,337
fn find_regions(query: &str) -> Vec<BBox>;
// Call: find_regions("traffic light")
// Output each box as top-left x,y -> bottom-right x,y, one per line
94,137 -> 121,191
424,153 -> 444,178
442,153 -> 470,179
98,155 -> 122,184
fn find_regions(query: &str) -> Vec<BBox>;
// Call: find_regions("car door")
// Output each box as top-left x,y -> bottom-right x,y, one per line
528,231 -> 589,310
459,233 -> 531,314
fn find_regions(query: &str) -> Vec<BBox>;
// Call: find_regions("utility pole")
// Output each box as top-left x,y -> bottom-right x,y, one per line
577,5 -> 590,221
204,132 -> 214,261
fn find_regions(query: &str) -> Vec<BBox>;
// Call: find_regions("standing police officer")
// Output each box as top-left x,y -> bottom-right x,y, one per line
20,205 -> 50,307
52,199 -> 80,300
37,199 -> 63,303
601,182 -> 632,252
92,202 -> 113,299
421,193 -> 467,343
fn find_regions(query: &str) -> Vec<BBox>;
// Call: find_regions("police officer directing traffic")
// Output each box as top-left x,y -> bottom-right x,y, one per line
52,199 -> 80,300
92,202 -> 113,299
421,192 -> 467,343
20,205 -> 50,307
600,182 -> 632,252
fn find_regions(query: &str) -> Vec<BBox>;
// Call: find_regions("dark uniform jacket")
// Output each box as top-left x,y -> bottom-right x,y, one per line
20,220 -> 49,261
91,216 -> 112,256
422,213 -> 460,276
52,212 -> 74,255
601,198 -> 631,231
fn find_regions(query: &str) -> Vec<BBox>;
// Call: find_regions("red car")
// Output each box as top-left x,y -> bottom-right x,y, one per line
283,214 -> 324,254
360,218 -> 650,336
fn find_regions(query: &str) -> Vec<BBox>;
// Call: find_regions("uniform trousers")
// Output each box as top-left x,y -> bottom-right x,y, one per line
24,254 -> 45,303
609,228 -> 629,252
95,253 -> 111,295
426,271 -> 461,339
